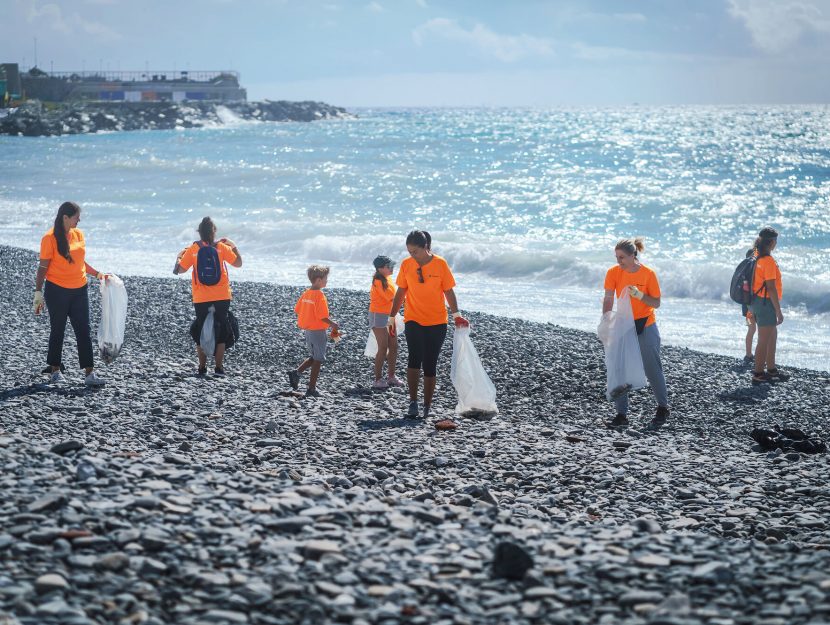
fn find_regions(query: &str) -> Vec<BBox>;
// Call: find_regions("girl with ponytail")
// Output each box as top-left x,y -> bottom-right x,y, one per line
601,237 -> 670,430
34,201 -> 109,386
368,255 -> 402,389
749,227 -> 788,384
174,217 -> 244,376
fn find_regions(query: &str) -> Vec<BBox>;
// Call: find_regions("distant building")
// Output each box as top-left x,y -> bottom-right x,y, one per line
15,67 -> 246,103
1,63 -> 23,105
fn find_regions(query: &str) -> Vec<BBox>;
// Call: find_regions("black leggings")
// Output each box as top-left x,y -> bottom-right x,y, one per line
404,321 -> 447,377
192,300 -> 231,346
44,281 -> 93,369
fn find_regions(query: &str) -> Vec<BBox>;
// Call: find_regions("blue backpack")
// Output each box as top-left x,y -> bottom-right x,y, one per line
195,241 -> 222,286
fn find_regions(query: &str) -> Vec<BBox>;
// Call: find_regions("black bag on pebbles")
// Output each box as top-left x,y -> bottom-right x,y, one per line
750,426 -> 827,454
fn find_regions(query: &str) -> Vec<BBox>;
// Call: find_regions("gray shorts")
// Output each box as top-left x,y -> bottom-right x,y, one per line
368,312 -> 389,329
304,329 -> 327,362
750,297 -> 777,327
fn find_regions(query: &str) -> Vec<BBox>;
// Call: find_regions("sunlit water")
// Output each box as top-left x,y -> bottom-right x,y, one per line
1,106 -> 828,371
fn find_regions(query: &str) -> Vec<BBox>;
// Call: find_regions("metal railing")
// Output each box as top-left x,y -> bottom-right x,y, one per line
36,70 -> 240,83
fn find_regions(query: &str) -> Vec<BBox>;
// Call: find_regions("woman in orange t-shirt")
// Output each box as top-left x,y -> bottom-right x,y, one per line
389,230 -> 469,421
174,217 -> 243,376
33,201 -> 109,386
368,255 -> 402,389
749,227 -> 788,385
602,237 -> 669,430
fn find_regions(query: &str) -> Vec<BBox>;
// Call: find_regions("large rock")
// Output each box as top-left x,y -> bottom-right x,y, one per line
0,99 -> 353,136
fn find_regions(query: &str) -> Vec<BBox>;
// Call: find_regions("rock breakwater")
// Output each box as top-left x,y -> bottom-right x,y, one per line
0,99 -> 352,137
1,244 -> 829,624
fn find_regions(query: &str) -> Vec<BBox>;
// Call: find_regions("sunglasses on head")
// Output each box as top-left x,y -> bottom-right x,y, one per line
416,267 -> 424,283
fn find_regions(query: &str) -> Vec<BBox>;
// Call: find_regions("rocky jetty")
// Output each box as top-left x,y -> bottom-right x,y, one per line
0,99 -> 352,137
1,243 -> 829,625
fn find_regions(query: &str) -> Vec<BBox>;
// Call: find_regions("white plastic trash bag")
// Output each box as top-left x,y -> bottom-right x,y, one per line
97,275 -> 128,364
450,326 -> 498,415
597,289 -> 646,401
201,305 -> 216,357
364,314 -> 405,358
364,331 -> 377,358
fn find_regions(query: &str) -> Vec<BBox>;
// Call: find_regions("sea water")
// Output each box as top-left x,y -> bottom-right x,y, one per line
1,106 -> 828,371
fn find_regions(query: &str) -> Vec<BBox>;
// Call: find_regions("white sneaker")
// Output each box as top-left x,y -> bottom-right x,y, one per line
49,371 -> 65,384
84,371 -> 107,387
386,375 -> 405,388
372,378 -> 388,390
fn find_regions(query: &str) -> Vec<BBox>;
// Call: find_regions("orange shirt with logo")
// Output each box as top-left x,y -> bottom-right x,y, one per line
177,241 -> 237,304
753,255 -> 782,299
295,289 -> 330,330
369,277 -> 397,314
604,264 -> 661,327
40,228 -> 88,289
396,255 -> 456,326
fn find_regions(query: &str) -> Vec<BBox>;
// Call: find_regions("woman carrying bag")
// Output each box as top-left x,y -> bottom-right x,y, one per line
174,217 -> 243,376
33,201 -> 109,386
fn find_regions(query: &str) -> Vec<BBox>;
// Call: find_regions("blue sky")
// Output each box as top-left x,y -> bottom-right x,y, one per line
4,0 -> 830,105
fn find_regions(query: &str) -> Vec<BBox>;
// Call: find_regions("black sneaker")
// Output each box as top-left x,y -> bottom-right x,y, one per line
197,366 -> 207,376
607,414 -> 629,428
288,370 -> 300,390
214,367 -> 226,377
406,400 -> 419,418
646,406 -> 670,431
766,368 -> 790,382
423,404 -> 435,419
305,388 -> 321,399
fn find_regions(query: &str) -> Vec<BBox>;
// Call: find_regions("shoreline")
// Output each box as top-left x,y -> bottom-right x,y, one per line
3,242 -> 827,375
2,243 -> 830,624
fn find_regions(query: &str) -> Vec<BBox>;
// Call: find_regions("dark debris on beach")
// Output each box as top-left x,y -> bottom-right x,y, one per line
1,244 -> 829,625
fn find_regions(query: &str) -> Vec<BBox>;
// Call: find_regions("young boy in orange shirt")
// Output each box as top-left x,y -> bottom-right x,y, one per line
288,265 -> 339,398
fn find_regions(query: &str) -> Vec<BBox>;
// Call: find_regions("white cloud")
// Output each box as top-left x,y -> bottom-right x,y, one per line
570,42 -> 700,63
412,18 -> 554,62
21,0 -> 122,41
728,0 -> 830,53
414,0 -> 428,7
574,12 -> 647,23
365,1 -> 384,12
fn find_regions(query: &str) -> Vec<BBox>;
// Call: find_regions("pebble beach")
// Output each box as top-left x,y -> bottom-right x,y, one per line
2,242 -> 830,625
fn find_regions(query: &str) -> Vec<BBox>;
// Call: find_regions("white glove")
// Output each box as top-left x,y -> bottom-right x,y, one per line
628,285 -> 645,300
33,291 -> 45,314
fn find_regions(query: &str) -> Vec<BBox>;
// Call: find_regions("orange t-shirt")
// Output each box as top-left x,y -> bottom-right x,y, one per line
753,255 -> 782,299
40,228 -> 88,289
177,241 -> 237,304
369,277 -> 397,314
295,289 -> 330,330
604,264 -> 661,327
396,255 -> 456,326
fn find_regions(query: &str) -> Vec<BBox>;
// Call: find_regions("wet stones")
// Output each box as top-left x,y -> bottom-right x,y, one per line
2,244 -> 830,625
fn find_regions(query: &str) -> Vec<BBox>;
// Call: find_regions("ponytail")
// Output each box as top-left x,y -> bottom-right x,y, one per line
615,237 -> 645,258
373,270 -> 389,291
198,217 -> 216,244
53,201 -> 80,263
754,227 -> 778,257
754,236 -> 775,257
